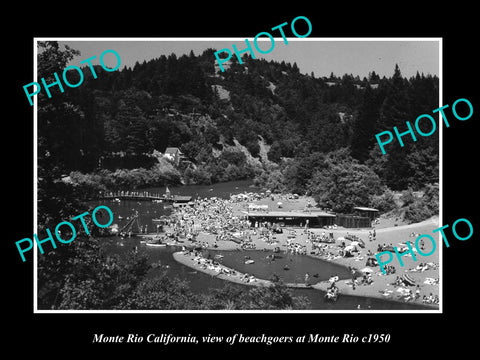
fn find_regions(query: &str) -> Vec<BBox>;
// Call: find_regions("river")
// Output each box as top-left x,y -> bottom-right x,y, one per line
92,180 -> 431,311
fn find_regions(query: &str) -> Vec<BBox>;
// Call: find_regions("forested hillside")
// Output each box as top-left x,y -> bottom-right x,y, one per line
35,41 -> 440,309
39,42 -> 439,216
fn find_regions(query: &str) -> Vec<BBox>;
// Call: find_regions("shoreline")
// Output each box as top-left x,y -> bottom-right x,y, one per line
141,194 -> 440,308
172,248 -> 438,309
172,250 -> 273,288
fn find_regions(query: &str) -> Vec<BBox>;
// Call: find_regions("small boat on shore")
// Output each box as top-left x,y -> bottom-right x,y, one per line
146,242 -> 167,247
145,237 -> 167,247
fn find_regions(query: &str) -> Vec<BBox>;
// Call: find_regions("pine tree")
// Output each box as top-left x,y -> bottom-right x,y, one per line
351,84 -> 382,162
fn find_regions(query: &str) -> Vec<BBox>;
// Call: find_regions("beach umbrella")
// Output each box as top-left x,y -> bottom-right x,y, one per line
402,274 -> 416,285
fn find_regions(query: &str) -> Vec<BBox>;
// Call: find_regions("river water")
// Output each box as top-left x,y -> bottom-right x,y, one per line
93,180 -> 431,311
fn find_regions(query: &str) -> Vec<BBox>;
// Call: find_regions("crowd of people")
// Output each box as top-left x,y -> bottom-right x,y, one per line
382,265 -> 397,275
144,191 -> 440,306
408,262 -> 438,272
422,293 -> 439,305
179,249 -> 262,285
165,196 -> 252,243
285,238 -> 308,255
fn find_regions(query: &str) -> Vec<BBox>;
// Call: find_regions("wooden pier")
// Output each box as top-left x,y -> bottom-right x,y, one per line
98,191 -> 192,203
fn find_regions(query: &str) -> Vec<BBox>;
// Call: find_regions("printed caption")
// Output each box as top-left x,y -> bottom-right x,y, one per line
92,333 -> 391,345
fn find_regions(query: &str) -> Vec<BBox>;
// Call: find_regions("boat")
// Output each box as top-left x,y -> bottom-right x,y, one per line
145,242 -> 167,247
245,259 -> 255,264
214,254 -> 224,259
283,265 -> 290,271
145,237 -> 167,247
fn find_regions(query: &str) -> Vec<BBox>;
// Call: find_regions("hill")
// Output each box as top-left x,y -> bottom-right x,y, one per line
37,41 -> 439,216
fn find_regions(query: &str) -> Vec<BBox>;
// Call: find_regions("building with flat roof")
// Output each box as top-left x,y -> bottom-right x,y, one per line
353,206 -> 379,221
243,210 -> 336,228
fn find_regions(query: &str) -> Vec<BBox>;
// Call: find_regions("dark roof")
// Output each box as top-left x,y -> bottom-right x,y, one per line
242,211 -> 336,218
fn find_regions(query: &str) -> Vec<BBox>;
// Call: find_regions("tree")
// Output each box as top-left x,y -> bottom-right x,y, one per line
37,42 -> 84,173
350,84 -> 383,162
378,64 -> 409,129
309,153 -> 383,213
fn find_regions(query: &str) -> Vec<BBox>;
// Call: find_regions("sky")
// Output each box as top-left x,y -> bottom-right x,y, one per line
56,38 -> 440,79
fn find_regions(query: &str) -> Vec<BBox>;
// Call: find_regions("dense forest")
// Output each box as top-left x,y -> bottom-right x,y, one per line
39,41 -> 439,215
44,42 -> 438,213
35,41 -> 439,310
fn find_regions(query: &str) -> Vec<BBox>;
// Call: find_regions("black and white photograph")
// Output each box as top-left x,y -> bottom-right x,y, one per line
33,38 -> 441,312
6,7 -> 478,354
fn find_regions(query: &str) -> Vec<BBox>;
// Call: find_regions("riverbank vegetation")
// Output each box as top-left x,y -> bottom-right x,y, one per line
48,40 -> 438,219
39,234 -> 309,310
35,41 -> 439,309
67,158 -> 183,193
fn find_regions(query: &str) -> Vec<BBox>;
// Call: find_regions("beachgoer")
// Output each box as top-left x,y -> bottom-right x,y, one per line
415,285 -> 421,300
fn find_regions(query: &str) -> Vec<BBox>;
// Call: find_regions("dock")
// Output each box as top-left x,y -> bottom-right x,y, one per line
98,191 -> 192,203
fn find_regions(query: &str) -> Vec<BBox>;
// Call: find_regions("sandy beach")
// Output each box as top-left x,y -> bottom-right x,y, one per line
172,250 -> 273,287
158,194 -> 440,308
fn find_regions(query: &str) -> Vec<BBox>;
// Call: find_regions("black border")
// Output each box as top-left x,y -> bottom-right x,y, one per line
6,5 -> 478,354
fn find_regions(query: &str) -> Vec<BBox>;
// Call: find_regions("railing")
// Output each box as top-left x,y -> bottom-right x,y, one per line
98,191 -> 165,200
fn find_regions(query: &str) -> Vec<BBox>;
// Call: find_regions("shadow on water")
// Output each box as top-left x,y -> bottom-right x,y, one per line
93,180 -> 434,310
103,236 -> 433,311
202,249 -> 352,285
90,180 -> 258,233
